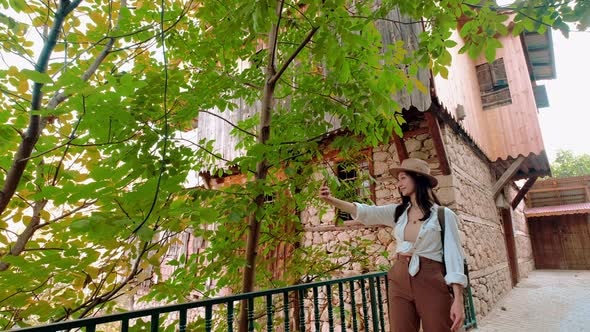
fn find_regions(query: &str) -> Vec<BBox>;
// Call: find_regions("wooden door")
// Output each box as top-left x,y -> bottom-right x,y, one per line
560,214 -> 590,269
529,214 -> 590,270
529,217 -> 566,269
501,208 -> 519,286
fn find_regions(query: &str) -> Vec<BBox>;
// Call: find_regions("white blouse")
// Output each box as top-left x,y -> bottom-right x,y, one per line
352,202 -> 468,287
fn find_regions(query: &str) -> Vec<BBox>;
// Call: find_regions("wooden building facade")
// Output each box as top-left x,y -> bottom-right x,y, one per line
525,176 -> 590,270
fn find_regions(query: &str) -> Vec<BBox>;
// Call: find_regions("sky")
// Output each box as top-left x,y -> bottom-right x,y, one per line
537,30 -> 590,162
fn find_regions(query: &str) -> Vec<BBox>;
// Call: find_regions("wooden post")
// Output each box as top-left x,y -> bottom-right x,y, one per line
424,111 -> 451,175
392,134 -> 408,162
511,176 -> 538,209
501,208 -> 520,286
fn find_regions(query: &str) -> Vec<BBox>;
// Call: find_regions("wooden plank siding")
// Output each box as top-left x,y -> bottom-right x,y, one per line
433,30 -> 548,164
194,8 -> 432,170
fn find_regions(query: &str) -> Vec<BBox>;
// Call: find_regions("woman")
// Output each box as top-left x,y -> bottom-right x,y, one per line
319,158 -> 467,332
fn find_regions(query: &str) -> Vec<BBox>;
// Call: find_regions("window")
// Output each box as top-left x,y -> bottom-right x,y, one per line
264,194 -> 275,204
334,159 -> 375,224
476,58 -> 512,109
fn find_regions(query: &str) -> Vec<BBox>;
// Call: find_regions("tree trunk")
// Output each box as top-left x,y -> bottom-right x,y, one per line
237,1 -> 283,331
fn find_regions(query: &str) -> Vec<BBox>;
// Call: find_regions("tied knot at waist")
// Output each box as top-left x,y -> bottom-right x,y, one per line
396,253 -> 443,276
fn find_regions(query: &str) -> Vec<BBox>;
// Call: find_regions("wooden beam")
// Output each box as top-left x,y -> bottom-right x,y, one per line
393,133 -> 408,162
528,185 -> 588,193
511,176 -> 538,209
509,170 -> 551,181
492,155 -> 526,198
424,111 -> 451,175
403,127 -> 429,138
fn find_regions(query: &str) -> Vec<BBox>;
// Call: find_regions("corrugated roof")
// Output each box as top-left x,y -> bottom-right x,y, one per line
491,152 -> 551,181
525,202 -> 590,217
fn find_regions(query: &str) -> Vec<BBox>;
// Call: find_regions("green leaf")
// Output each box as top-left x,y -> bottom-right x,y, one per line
439,66 -> 449,79
21,69 -> 52,83
0,12 -> 28,33
70,219 -> 90,232
339,61 -> 351,83
9,0 -> 26,12
554,19 -> 570,38
512,22 -> 526,36
444,40 -> 458,48
136,226 -> 154,242
485,42 -> 496,63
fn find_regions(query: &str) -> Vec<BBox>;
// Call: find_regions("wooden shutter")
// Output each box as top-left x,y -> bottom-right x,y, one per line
491,58 -> 508,87
476,63 -> 493,92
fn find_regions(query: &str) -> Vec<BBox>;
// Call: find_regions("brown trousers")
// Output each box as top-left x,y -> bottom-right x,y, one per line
387,255 -> 453,332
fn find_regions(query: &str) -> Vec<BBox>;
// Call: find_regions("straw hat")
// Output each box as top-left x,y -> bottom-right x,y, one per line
389,158 -> 438,188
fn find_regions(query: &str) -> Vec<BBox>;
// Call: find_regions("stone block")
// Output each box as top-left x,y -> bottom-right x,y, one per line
405,138 -> 422,152
409,151 -> 428,160
416,133 -> 429,141
373,161 -> 389,176
373,151 -> 390,162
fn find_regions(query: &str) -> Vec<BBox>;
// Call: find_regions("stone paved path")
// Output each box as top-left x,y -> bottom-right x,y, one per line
475,270 -> 590,332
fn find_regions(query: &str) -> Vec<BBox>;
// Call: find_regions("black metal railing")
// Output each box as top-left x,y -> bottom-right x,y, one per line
11,271 -> 477,331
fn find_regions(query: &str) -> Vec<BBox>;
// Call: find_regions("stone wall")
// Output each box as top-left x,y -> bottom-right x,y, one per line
441,125 -> 514,318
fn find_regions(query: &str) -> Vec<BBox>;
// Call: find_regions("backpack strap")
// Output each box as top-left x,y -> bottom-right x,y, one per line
437,206 -> 447,274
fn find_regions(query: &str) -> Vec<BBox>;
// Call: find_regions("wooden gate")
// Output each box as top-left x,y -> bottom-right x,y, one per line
528,214 -> 590,270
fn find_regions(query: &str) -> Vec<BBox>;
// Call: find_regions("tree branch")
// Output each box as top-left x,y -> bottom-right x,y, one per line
50,98 -> 85,186
348,15 -> 428,25
215,70 -> 261,90
0,227 -> 19,237
57,241 -> 151,321
130,0 -> 170,235
0,198 -> 48,272
199,110 -> 257,137
44,0 -> 131,116
279,77 -> 350,107
67,132 -> 140,147
173,137 -> 233,164
269,0 -> 285,71
0,88 -> 31,104
14,193 -> 33,209
18,138 -> 74,162
0,0 -> 81,216
114,199 -> 131,219
35,199 -> 98,230
270,26 -> 319,85
22,247 -> 65,252
284,2 -> 314,27
0,275 -> 52,306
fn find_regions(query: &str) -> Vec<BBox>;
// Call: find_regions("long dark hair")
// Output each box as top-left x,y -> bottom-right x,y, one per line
393,171 -> 441,223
